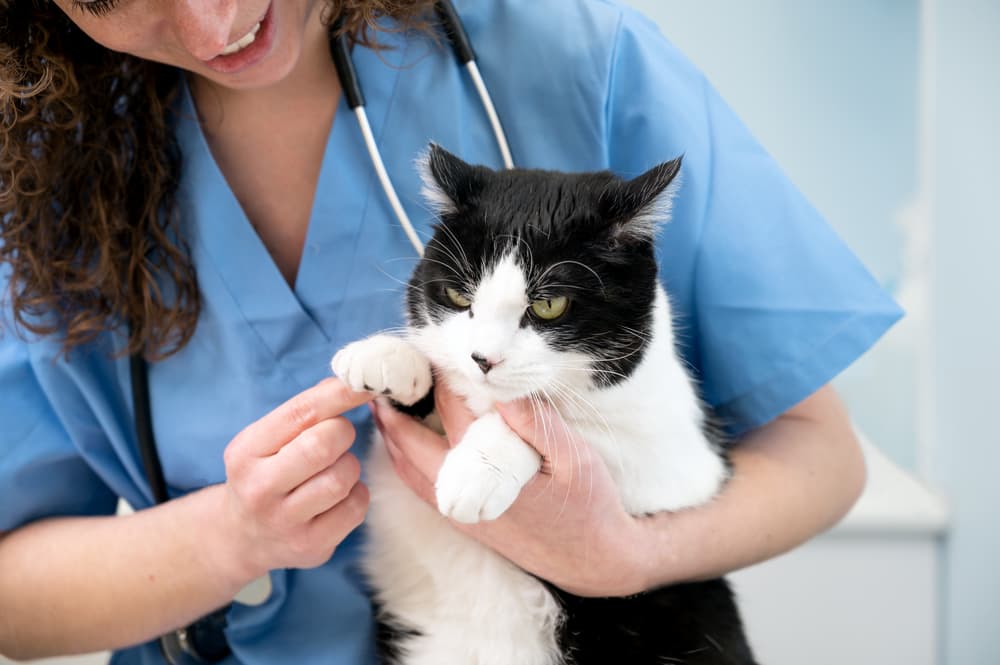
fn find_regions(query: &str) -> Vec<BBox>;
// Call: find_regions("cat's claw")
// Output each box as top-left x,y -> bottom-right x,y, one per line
331,335 -> 432,406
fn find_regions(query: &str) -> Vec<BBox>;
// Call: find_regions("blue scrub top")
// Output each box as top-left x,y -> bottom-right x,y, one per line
0,1 -> 901,663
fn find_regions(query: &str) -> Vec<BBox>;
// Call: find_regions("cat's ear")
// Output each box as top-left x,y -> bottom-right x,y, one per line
599,156 -> 683,243
417,143 -> 490,215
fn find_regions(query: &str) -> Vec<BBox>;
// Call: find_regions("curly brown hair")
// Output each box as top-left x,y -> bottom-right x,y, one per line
0,0 -> 437,360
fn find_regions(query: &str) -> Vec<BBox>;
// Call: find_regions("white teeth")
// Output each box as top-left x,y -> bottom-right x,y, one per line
220,21 -> 261,56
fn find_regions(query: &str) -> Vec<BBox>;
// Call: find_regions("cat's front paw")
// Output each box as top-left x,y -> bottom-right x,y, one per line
436,444 -> 523,524
331,335 -> 432,406
435,413 -> 541,524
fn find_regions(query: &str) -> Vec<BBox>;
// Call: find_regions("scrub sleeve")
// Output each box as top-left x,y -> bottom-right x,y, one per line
0,325 -> 119,530
602,7 -> 903,435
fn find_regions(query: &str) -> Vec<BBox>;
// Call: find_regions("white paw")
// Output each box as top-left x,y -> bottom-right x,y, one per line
434,413 -> 541,524
436,443 -> 524,524
331,335 -> 432,406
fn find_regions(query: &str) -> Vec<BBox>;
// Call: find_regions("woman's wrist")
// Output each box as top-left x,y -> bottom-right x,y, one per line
619,506 -> 706,595
188,484 -> 267,597
552,514 -> 667,599
616,514 -> 675,596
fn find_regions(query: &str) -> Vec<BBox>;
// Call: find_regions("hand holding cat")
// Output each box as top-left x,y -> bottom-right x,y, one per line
217,379 -> 372,584
371,382 -> 652,598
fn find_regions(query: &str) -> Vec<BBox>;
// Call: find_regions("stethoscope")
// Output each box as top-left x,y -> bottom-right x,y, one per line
330,0 -> 515,256
133,2 -> 512,662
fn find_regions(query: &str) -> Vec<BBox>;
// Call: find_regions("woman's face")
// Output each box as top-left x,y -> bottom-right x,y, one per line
54,0 -> 326,90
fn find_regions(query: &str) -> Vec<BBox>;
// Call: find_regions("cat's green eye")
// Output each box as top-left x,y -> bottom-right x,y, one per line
530,296 -> 569,321
445,287 -> 472,309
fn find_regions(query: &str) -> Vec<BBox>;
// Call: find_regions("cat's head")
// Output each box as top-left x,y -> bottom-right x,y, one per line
407,144 -> 681,403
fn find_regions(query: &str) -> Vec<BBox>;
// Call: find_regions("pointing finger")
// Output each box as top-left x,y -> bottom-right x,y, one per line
235,378 -> 373,458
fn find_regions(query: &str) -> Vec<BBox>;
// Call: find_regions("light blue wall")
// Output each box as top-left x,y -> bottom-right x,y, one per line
623,0 -> 921,469
930,2 -> 1000,663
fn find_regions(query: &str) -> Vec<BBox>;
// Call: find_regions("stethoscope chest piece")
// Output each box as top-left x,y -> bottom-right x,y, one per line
234,573 -> 273,606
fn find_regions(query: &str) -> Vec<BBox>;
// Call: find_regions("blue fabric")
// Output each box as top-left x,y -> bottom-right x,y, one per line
0,1 -> 901,663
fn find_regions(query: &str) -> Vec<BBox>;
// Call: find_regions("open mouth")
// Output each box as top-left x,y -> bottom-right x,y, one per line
220,20 -> 263,55
204,2 -> 275,73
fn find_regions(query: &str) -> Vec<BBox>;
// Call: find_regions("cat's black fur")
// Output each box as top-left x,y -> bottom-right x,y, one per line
548,581 -> 756,665
379,146 -> 757,665
377,577 -> 757,665
407,148 -> 680,388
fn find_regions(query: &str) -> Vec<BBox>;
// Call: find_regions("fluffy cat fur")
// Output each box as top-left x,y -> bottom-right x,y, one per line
331,145 -> 757,665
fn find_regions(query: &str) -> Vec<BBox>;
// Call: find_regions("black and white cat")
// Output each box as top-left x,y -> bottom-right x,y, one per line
331,145 -> 757,665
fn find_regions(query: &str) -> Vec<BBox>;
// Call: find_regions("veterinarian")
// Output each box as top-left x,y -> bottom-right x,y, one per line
0,0 -> 900,663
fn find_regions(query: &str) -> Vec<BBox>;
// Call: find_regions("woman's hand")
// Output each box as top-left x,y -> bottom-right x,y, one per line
0,378 -> 376,659
218,378 -> 373,585
371,383 -> 649,597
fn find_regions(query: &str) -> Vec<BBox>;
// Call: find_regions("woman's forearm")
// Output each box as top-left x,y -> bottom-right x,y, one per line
0,380 -> 375,660
0,485 -> 250,660
636,385 -> 866,589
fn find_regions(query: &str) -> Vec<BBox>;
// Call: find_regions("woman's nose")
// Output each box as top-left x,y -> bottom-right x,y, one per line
171,0 -> 240,61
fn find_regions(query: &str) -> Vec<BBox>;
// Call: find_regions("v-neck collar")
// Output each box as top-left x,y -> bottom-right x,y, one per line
175,31 -> 410,384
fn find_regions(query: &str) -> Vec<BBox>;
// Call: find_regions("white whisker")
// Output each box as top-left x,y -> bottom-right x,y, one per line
548,378 -> 622,492
532,260 -> 606,296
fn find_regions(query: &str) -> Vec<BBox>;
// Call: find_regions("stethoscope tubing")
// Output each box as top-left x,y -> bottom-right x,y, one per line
330,0 -> 514,256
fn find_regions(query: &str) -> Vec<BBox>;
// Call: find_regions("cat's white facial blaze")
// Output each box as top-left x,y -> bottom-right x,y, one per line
411,253 -> 593,410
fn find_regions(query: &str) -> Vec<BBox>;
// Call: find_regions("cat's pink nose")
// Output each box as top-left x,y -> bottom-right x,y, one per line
471,353 -> 502,374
